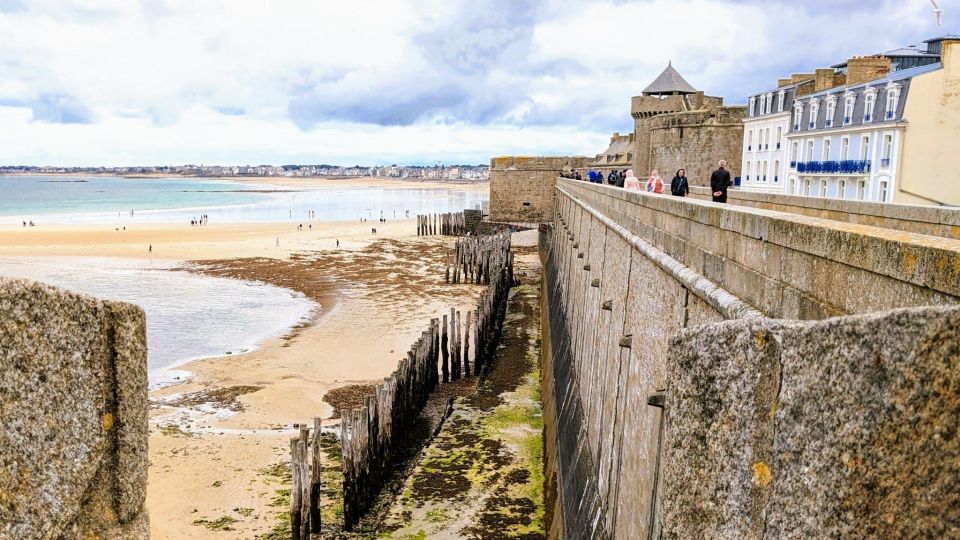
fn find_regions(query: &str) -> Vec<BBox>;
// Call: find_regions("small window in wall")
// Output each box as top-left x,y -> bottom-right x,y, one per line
840,137 -> 849,160
747,130 -> 753,151
803,179 -> 812,196
879,180 -> 889,202
820,178 -> 828,197
791,142 -> 800,162
857,180 -> 867,200
776,127 -> 782,149
522,202 -> 531,206
823,139 -> 831,161
765,128 -> 771,150
774,160 -> 780,182
746,161 -> 752,181
861,136 -> 871,159
838,179 -> 846,199
806,140 -> 815,161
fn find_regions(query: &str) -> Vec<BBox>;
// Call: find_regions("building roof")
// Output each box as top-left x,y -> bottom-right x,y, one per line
923,34 -> 960,43
642,61 -> 698,95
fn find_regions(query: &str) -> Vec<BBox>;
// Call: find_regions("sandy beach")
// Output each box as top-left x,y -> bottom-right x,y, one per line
0,179 -> 490,538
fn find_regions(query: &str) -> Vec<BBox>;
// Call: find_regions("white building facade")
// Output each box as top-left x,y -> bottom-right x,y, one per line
783,63 -> 941,202
741,87 -> 795,193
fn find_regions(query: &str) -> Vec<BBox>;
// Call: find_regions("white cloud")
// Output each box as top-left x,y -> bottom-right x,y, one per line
0,0 -> 950,165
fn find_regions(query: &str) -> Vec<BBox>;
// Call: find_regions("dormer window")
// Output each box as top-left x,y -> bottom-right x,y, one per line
793,104 -> 803,130
864,90 -> 877,123
885,84 -> 901,120
809,100 -> 819,129
777,91 -> 786,112
759,95 -> 766,115
749,96 -> 756,116
825,97 -> 837,128
766,93 -> 773,114
843,93 -> 855,125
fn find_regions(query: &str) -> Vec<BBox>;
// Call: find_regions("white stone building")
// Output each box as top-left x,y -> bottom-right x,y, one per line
741,86 -> 795,193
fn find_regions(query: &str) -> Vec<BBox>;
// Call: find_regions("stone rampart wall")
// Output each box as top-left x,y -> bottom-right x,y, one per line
541,179 -> 960,538
489,156 -> 590,223
0,278 -> 148,540
689,185 -> 960,240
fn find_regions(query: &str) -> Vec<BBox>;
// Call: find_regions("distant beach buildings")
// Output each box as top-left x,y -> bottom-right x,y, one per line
741,35 -> 960,206
0,163 -> 491,181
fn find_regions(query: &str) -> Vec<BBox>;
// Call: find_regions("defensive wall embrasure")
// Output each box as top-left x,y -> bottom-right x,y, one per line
0,278 -> 149,540
540,178 -> 960,538
689,185 -> 960,240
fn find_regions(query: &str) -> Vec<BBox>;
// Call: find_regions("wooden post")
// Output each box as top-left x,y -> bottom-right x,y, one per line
290,438 -> 303,539
310,419 -> 322,534
464,310 -> 472,378
441,314 -> 449,383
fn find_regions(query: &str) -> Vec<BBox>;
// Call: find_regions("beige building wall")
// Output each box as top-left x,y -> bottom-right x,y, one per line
898,40 -> 960,206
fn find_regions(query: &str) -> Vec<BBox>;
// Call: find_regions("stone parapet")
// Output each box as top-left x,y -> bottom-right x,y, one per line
560,178 -> 960,318
662,306 -> 960,538
0,278 -> 148,540
689,186 -> 960,240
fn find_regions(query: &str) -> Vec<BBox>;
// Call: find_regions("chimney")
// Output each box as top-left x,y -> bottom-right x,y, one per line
815,68 -> 837,92
847,56 -> 892,85
791,73 -> 815,84
777,78 -> 793,88
942,39 -> 960,70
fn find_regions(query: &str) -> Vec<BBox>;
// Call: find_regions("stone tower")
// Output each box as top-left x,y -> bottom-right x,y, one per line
630,62 -> 745,186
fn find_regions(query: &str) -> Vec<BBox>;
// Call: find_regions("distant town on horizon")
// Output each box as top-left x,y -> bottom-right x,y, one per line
0,163 -> 491,180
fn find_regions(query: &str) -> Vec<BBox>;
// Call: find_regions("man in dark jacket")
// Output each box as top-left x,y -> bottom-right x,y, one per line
670,168 -> 689,197
709,160 -> 732,203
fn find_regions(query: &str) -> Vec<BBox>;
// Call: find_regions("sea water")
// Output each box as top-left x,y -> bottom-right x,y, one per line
0,257 -> 315,388
0,175 -> 487,224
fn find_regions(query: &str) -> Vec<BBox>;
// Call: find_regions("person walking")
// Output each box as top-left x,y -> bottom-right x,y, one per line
645,169 -> 663,194
670,168 -> 690,197
623,169 -> 641,191
710,160 -> 732,203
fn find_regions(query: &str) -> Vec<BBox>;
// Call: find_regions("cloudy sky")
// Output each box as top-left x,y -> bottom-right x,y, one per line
0,0 -> 952,166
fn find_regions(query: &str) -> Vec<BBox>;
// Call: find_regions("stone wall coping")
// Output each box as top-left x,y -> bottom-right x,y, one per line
689,185 -> 960,227
558,186 -> 765,321
559,178 -> 960,298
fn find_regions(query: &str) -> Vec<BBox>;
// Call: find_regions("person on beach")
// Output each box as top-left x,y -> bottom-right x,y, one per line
671,169 -> 690,197
336,239 -> 340,247
623,170 -> 641,191
645,169 -> 663,194
710,160 -> 732,203
275,237 -> 279,247
149,244 -> 152,253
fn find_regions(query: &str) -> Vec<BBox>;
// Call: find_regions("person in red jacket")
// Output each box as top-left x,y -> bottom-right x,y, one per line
645,169 -> 664,194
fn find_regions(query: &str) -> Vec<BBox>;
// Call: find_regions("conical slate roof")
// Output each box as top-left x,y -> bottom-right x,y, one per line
642,61 -> 698,95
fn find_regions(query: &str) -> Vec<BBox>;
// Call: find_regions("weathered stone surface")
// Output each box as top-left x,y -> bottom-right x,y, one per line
0,278 -> 148,540
661,306 -> 960,539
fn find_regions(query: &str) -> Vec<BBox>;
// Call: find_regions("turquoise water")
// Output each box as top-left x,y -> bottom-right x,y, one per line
0,257 -> 315,388
0,175 -> 487,224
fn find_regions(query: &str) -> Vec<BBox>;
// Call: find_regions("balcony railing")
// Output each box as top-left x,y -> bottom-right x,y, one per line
795,160 -> 872,174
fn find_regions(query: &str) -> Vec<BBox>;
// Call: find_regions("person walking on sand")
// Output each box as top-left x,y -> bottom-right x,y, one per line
336,239 -> 340,248
710,160 -> 732,203
149,244 -> 152,253
623,169 -> 641,191
645,169 -> 663,194
671,168 -> 690,197
276,237 -> 279,247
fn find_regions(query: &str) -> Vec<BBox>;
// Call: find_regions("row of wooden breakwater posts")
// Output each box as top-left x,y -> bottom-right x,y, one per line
417,212 -> 466,236
289,232 -> 515,537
